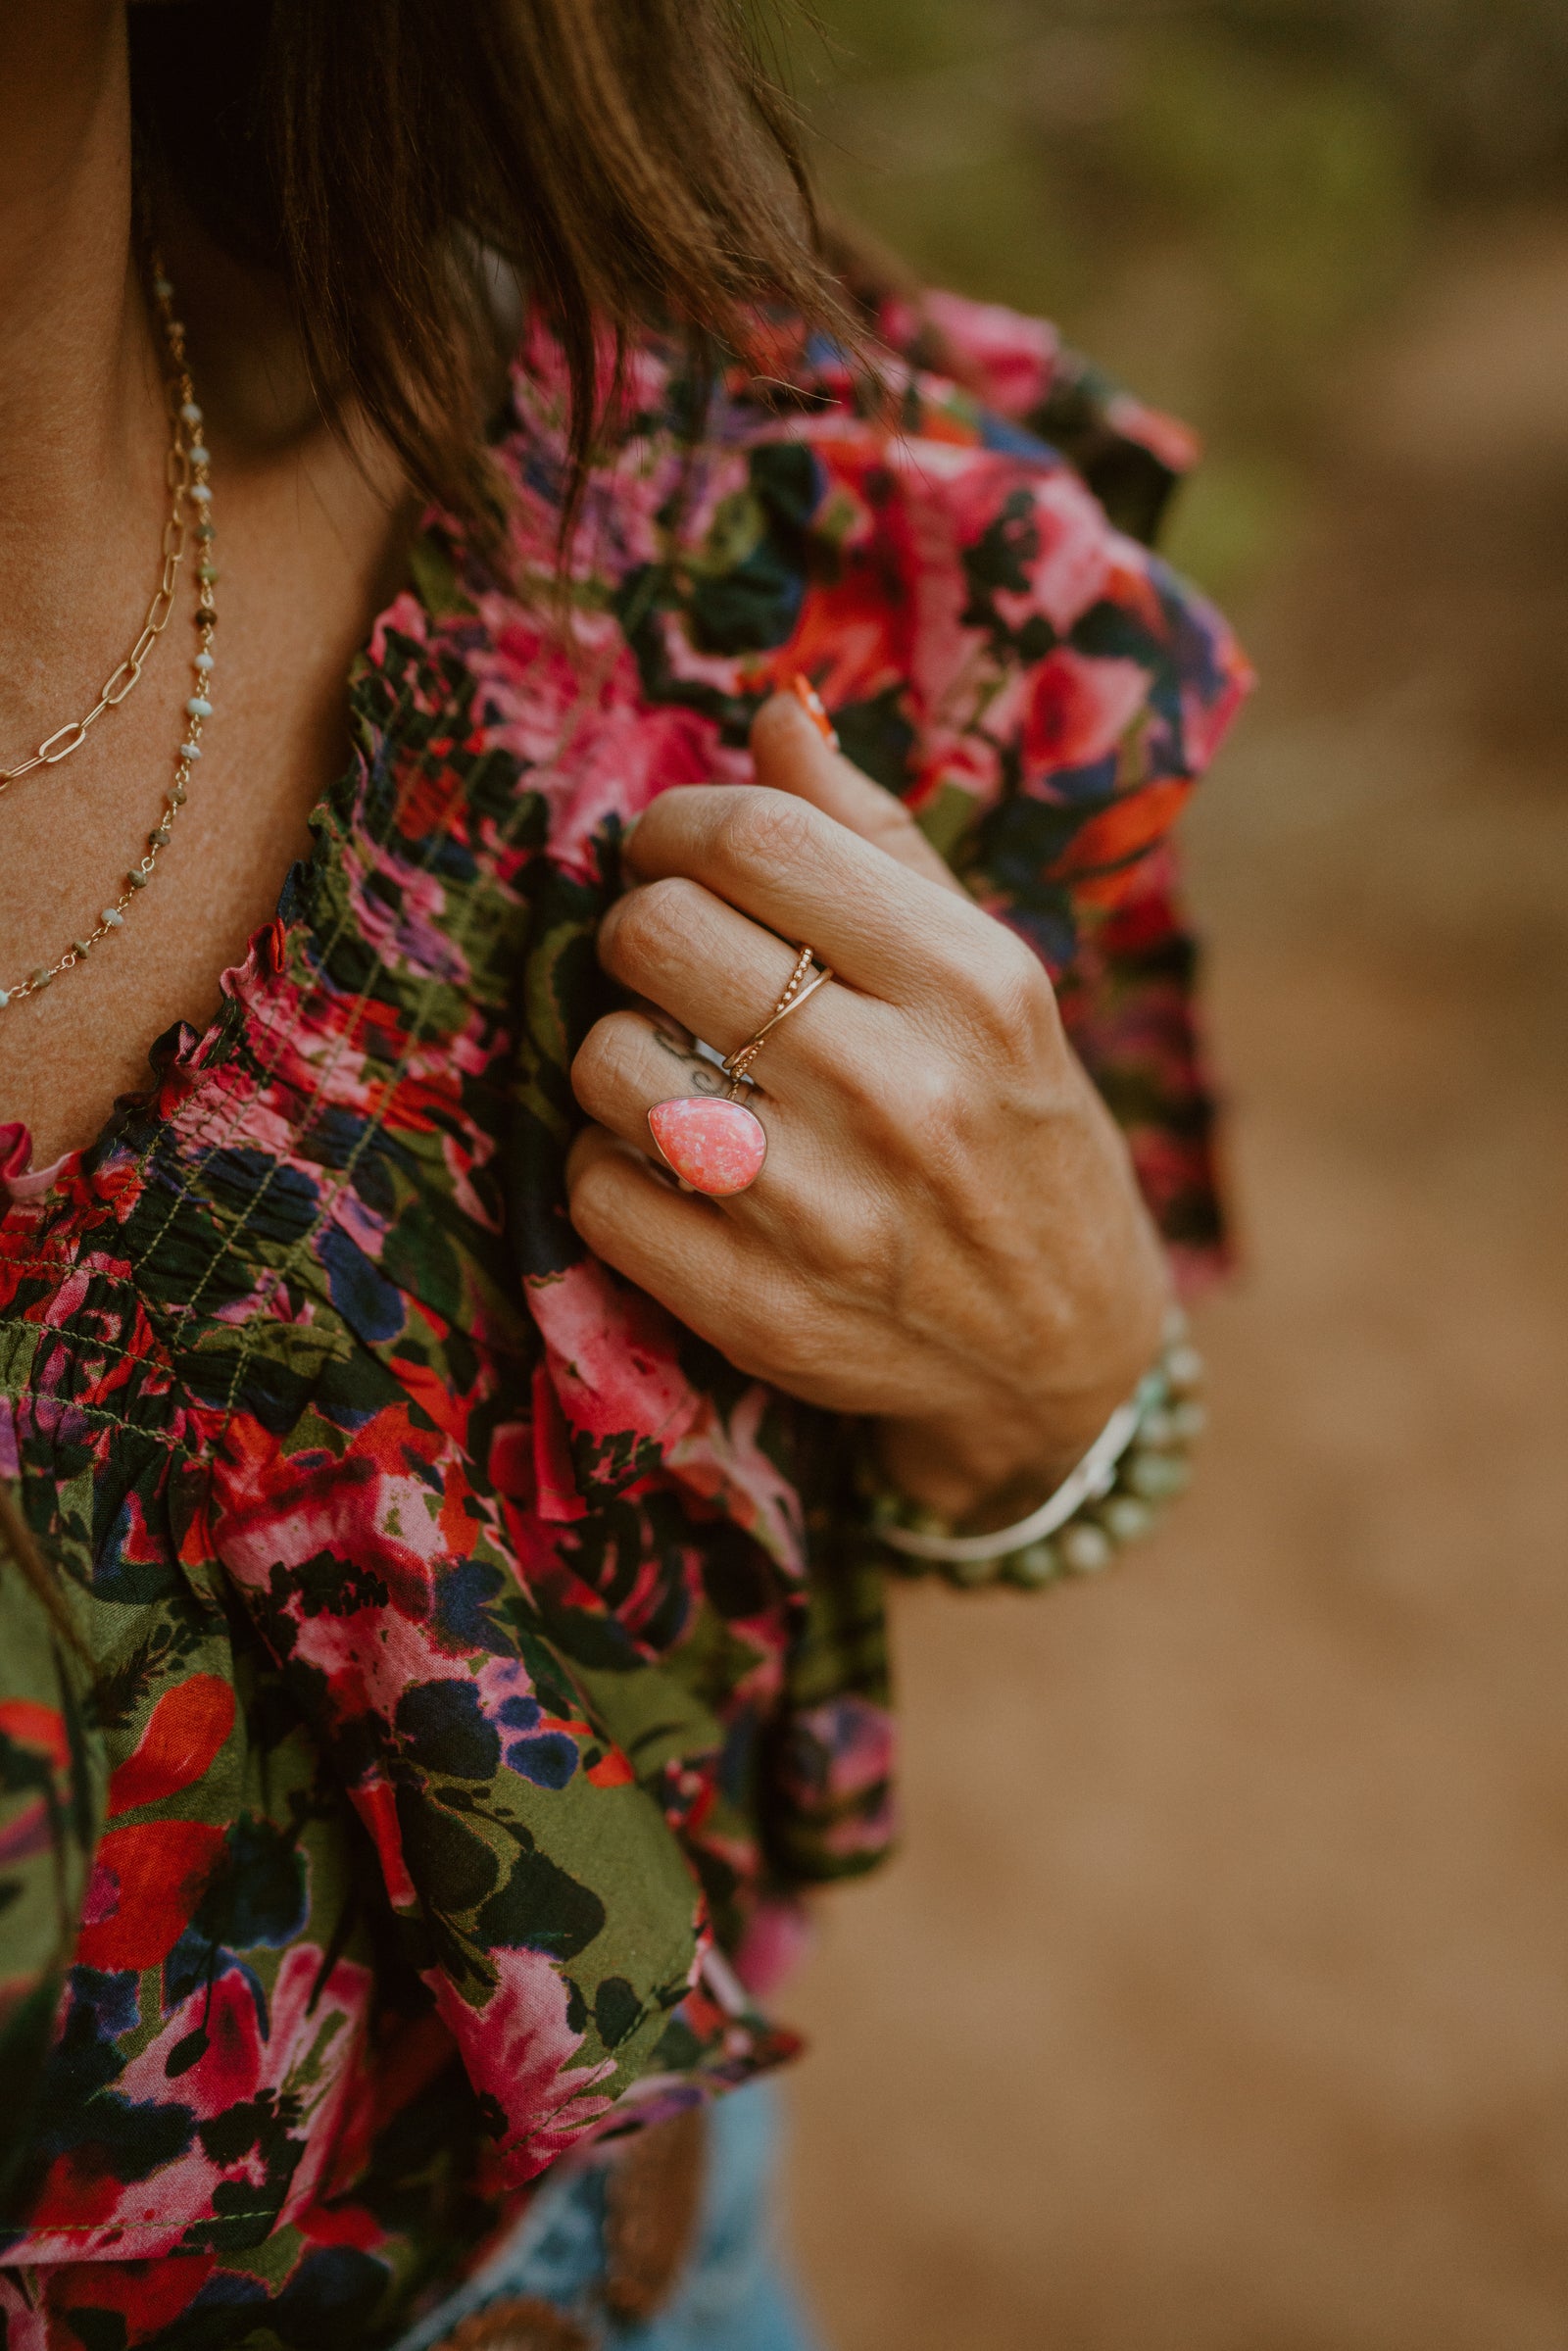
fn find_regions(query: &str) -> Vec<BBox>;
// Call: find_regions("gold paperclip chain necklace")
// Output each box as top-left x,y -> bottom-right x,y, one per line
0,258 -> 217,1010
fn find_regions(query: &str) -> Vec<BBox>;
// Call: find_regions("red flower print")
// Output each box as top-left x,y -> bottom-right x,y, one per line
1051,777 -> 1196,909
1024,649 -> 1152,775
41,2255 -> 216,2349
0,1697 -> 70,1770
0,285 -> 1246,2343
74,1820 -> 227,1973
106,1675 -> 235,1815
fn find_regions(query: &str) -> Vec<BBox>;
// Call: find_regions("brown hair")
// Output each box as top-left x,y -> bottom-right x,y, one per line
128,0 -> 849,545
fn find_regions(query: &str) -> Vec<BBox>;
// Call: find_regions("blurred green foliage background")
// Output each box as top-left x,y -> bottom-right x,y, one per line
778,0 -> 1568,597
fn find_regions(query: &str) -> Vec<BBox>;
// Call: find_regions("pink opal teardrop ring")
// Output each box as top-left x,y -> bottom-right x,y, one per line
647,945 -> 833,1199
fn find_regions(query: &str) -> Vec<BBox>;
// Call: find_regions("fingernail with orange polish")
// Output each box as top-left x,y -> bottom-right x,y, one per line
791,671 -> 840,750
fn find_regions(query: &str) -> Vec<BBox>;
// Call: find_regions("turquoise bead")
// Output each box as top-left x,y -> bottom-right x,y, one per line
950,1552 -> 998,1590
1166,1344 -> 1203,1393
1102,1495 -> 1153,1544
1126,1452 -> 1189,1502
1060,1523 -> 1113,1575
1005,1541 -> 1060,1589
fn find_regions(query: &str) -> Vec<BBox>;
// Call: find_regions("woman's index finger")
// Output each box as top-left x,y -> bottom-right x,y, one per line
751,691 -> 967,898
622,783 -> 988,1004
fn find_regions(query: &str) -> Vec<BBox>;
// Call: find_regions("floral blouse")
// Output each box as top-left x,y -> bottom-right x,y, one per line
0,292 -> 1249,2351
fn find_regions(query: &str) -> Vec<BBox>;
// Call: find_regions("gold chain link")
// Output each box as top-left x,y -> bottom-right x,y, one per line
0,316 -> 192,790
0,257 -> 217,1011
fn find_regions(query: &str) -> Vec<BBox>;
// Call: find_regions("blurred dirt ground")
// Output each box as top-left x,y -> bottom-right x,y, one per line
780,213 -> 1568,2350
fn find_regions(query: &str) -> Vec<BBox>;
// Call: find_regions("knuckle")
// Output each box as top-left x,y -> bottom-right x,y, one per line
569,1012 -> 641,1113
887,1058 -> 971,1151
620,784 -> 701,864
830,1050 -> 951,1155
717,787 -> 814,873
605,876 -> 706,981
833,1052 -> 970,1185
824,1048 -> 884,1122
812,1190 -> 900,1295
960,932 -> 1059,1058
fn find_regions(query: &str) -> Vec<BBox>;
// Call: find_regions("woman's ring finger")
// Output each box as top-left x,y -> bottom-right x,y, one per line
571,959 -> 835,1200
645,948 -> 831,1196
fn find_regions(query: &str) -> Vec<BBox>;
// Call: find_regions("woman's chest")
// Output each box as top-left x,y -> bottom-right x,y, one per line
0,443 -> 416,1168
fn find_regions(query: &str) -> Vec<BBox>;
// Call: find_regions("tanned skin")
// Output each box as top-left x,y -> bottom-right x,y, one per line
1,0 -> 1168,1523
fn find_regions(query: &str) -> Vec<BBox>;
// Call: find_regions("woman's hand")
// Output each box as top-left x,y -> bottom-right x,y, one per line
566,692 -> 1172,1524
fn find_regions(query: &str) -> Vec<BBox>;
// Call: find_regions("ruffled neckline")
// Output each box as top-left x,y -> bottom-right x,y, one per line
0,1119 -> 69,1202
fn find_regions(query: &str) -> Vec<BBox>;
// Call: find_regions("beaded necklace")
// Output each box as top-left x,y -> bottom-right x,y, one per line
0,262 -> 216,1011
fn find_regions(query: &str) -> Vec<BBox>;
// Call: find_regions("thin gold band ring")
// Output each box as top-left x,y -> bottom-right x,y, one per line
646,945 -> 833,1199
720,945 -> 834,1097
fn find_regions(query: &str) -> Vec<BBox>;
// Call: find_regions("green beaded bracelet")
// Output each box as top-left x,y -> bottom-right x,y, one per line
864,1316 -> 1205,1592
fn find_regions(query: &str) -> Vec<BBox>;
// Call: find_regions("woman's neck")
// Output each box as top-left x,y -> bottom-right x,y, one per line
0,4 -> 170,752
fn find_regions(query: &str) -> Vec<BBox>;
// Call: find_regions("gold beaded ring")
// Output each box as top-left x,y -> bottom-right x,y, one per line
646,945 -> 834,1199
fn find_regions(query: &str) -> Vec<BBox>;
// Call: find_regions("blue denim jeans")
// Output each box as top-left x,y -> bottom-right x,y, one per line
393,2084 -> 822,2351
